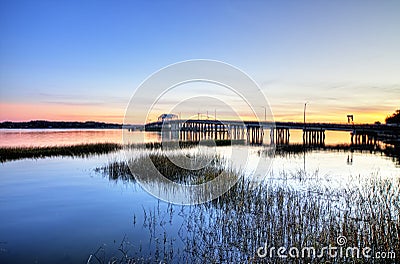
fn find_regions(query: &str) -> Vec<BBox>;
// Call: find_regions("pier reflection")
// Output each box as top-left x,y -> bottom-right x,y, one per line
154,121 -> 388,149
142,121 -> 399,167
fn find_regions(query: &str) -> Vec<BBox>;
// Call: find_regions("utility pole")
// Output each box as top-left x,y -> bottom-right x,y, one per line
258,106 -> 267,122
304,102 -> 309,127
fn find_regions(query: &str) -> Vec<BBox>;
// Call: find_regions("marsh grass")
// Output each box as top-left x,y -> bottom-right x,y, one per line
0,140 -> 246,162
92,152 -> 400,263
96,152 -> 230,185
127,139 -> 244,151
1,140 -> 398,165
0,143 -> 122,162
273,143 -> 380,155
94,160 -> 133,182
269,143 -> 399,164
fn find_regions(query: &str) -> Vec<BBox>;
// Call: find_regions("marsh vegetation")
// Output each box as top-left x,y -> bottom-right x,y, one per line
91,151 -> 400,263
0,140 -> 245,162
0,143 -> 122,162
3,140 -> 398,167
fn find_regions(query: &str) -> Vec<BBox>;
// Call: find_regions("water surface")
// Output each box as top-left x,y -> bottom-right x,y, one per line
0,129 -> 399,263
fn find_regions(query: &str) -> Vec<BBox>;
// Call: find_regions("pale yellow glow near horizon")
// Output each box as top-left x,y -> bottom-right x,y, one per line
0,103 -> 397,125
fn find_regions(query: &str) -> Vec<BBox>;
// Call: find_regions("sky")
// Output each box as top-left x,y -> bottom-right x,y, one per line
0,0 -> 399,124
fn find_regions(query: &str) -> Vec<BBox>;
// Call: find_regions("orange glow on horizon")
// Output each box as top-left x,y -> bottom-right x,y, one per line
0,103 -> 124,123
0,102 -> 393,125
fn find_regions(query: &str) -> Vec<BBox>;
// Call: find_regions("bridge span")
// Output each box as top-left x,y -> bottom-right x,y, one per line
143,119 -> 400,146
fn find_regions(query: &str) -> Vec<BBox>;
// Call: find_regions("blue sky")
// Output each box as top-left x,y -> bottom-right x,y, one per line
0,0 -> 399,123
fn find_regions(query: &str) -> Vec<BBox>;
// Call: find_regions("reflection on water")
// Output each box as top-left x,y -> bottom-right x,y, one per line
0,129 -> 161,147
0,129 -> 399,263
0,148 -> 398,263
94,147 -> 400,263
0,128 -> 392,148
97,174 -> 399,263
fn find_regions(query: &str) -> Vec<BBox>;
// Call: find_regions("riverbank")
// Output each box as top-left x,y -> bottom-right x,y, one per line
1,141 -> 399,164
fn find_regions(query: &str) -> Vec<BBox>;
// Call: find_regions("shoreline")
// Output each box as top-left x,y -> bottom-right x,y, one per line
1,141 -> 398,163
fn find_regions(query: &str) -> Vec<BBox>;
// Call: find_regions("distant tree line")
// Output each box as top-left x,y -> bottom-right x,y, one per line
385,110 -> 400,124
0,120 -> 122,129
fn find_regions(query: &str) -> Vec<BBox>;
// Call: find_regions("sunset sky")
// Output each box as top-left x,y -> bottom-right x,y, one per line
0,0 -> 399,124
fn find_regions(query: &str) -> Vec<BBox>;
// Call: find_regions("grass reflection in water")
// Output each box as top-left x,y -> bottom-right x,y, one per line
92,151 -> 400,264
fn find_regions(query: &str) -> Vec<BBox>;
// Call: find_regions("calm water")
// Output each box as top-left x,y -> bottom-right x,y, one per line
0,129 -> 399,263
0,129 -> 163,147
0,129 -> 351,147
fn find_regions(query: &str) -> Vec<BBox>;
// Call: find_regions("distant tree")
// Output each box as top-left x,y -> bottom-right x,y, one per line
385,109 -> 400,124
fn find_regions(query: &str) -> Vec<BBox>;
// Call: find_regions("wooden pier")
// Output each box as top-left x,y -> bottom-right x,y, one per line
143,119 -> 400,147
